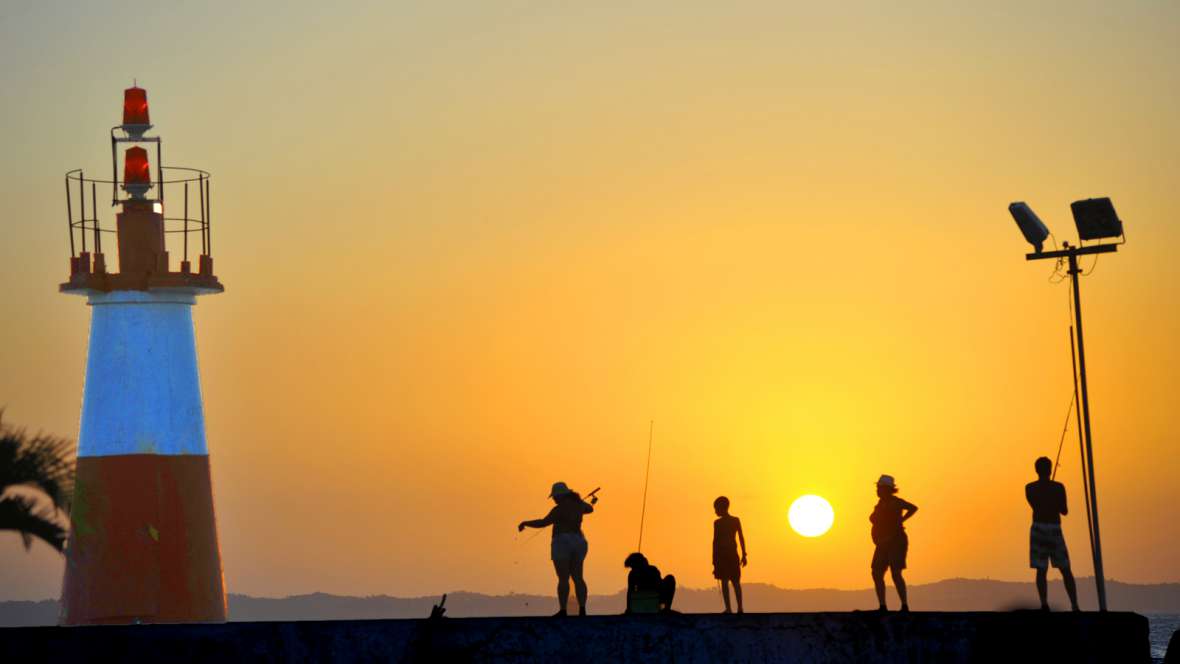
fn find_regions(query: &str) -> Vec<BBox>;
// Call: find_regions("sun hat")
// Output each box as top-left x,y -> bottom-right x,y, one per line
876,474 -> 897,488
549,481 -> 573,498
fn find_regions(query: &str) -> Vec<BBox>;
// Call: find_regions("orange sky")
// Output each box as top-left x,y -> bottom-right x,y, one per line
1,2 -> 1178,602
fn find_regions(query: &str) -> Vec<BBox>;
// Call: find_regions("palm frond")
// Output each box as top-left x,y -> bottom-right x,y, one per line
0,494 -> 68,552
0,409 -> 76,514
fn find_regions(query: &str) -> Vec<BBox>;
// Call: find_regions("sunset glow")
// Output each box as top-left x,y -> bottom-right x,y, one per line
1,2 -> 1178,606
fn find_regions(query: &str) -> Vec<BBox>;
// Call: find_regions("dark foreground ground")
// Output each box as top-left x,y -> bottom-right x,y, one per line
0,611 -> 1152,663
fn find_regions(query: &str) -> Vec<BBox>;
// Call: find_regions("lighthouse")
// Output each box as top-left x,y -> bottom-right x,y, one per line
58,86 -> 227,624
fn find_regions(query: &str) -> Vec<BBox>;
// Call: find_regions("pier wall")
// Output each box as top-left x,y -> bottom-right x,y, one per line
0,611 -> 1150,663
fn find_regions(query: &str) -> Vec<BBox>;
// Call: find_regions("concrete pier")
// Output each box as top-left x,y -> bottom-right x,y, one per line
0,611 -> 1150,662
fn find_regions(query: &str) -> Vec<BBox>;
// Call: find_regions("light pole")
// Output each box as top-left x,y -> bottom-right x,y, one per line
1009,198 -> 1125,612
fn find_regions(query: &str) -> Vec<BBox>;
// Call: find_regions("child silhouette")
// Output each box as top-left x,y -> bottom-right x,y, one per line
712,496 -> 747,614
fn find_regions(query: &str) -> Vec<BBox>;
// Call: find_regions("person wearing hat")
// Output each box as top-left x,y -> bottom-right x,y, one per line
869,474 -> 918,612
518,481 -> 597,616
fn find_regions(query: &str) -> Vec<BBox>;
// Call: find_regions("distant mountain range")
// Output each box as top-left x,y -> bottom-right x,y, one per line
3,578 -> 1177,627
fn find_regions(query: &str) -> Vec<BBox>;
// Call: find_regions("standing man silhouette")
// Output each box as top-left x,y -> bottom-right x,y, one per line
870,474 -> 917,612
1026,456 -> 1080,611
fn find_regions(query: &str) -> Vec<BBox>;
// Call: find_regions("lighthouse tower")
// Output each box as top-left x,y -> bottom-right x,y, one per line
59,86 -> 226,624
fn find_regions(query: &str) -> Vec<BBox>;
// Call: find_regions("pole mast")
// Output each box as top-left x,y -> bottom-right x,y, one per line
1067,244 -> 1107,611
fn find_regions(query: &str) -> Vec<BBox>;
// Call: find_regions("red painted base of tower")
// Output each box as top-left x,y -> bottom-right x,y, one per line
61,455 -> 226,625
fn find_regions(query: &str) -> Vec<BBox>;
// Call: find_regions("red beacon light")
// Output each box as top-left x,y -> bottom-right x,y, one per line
122,85 -> 151,139
123,146 -> 152,199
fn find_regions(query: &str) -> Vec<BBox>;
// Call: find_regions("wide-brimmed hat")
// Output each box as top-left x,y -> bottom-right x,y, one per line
549,481 -> 573,497
876,474 -> 897,488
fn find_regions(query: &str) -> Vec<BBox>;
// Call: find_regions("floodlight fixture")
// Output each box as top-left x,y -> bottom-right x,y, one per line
1071,197 -> 1124,242
1008,201 -> 1049,253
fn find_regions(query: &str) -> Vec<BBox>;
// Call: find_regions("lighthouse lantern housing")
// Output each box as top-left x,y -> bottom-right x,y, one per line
122,146 -> 152,199
121,85 -> 152,138
61,84 -> 221,294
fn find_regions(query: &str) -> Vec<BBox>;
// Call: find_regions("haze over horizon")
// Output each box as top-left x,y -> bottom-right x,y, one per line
2,1 -> 1178,602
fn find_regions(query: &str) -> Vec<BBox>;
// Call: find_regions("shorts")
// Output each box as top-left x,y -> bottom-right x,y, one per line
551,533 -> 588,563
1030,522 -> 1070,570
871,533 -> 908,572
713,549 -> 741,581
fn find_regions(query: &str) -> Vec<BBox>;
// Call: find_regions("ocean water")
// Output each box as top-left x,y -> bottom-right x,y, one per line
1149,614 -> 1179,661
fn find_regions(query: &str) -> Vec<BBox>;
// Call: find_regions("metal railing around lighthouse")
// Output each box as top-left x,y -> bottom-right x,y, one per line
65,167 -> 213,275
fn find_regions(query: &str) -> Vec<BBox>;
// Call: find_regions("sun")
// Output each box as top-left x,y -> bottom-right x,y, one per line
788,495 -> 835,537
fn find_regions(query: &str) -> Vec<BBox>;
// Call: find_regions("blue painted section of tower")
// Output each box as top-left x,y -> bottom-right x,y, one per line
79,290 -> 208,457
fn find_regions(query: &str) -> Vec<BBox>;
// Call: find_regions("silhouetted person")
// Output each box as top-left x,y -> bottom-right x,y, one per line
1026,456 -> 1080,611
870,474 -> 917,612
1165,628 -> 1180,664
623,552 -> 676,613
518,481 -> 597,616
712,496 -> 747,614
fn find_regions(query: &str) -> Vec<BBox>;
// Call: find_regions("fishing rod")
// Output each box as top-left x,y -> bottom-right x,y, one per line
637,420 -> 654,552
1055,292 -> 1096,560
1051,392 -> 1075,481
1052,323 -> 1080,483
517,485 -> 602,544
